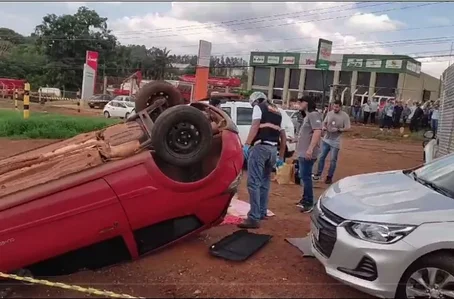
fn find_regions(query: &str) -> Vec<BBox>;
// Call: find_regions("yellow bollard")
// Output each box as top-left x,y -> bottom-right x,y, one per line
23,83 -> 30,119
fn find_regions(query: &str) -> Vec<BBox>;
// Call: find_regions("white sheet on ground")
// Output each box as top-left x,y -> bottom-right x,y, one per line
227,194 -> 275,219
285,236 -> 315,257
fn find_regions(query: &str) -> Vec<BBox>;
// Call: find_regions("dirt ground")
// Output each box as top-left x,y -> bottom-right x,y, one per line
0,130 -> 423,298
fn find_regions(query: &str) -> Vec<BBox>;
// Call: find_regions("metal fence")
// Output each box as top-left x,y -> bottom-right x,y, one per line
437,65 -> 454,157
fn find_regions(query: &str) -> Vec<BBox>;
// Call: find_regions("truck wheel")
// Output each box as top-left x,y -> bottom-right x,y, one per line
135,81 -> 183,114
396,253 -> 454,299
151,105 -> 212,167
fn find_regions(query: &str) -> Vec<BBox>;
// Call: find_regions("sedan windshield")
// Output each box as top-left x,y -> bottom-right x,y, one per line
413,153 -> 454,197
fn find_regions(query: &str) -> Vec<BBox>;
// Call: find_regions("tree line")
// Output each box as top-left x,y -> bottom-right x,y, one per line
0,6 -> 247,91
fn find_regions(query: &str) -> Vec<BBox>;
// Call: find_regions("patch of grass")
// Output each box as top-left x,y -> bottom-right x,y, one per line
0,110 -> 120,139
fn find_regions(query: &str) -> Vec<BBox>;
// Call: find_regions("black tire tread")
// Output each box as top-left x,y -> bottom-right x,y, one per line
135,81 -> 182,112
151,105 -> 213,167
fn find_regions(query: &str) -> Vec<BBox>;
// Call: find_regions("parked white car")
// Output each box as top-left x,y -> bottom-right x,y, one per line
103,100 -> 135,119
112,95 -> 135,103
218,101 -> 296,158
310,151 -> 454,299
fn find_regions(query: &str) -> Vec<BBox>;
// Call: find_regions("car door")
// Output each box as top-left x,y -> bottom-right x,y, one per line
236,106 -> 253,145
109,101 -> 120,117
117,102 -> 128,118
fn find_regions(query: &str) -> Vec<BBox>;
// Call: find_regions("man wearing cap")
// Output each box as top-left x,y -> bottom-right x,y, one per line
238,92 -> 287,229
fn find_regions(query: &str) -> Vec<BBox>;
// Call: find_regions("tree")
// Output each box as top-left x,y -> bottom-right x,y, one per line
34,6 -> 118,90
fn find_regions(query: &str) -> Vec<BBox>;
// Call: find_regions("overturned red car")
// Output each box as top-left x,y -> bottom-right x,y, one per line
0,82 -> 243,277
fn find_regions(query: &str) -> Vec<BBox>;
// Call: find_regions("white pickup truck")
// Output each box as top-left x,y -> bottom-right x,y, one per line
219,101 -> 296,158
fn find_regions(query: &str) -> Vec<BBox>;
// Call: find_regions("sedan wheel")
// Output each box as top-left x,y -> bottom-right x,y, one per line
125,112 -> 130,119
104,111 -> 110,118
405,267 -> 454,299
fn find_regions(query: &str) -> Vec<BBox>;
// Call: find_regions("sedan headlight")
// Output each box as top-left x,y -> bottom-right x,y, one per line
344,221 -> 416,244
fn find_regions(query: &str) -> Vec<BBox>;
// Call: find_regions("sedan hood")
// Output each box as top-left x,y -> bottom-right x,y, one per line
322,170 -> 454,225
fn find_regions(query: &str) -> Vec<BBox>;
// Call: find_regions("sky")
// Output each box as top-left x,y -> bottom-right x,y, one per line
1,1 -> 453,77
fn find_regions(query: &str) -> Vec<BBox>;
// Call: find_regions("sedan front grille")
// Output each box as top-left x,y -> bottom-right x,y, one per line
311,202 -> 345,258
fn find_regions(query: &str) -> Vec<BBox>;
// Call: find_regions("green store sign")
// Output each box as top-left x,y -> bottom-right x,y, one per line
341,54 -> 421,77
250,52 -> 300,67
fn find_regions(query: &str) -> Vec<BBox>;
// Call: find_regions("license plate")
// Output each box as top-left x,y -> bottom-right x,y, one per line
311,221 -> 320,241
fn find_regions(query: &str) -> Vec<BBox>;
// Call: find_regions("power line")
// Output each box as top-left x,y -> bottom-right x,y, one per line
1,51 -> 452,72
205,35 -> 454,57
179,24 -> 454,48
113,2 -> 391,35
132,2 -> 442,39
7,2 -> 435,41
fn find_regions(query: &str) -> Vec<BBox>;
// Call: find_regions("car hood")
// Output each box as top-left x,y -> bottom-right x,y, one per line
322,170 -> 454,225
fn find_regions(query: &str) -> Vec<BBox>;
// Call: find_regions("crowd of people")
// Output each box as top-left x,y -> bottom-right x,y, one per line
238,92 -> 351,228
236,92 -> 442,227
352,98 -> 440,135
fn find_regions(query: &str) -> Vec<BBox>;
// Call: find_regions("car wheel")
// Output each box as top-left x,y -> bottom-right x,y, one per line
125,112 -> 130,119
104,111 -> 110,118
135,81 -> 183,117
151,105 -> 212,167
396,253 -> 454,299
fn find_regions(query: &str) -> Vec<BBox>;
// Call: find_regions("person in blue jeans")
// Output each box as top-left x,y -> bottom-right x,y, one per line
294,96 -> 322,213
238,92 -> 287,229
313,100 -> 351,184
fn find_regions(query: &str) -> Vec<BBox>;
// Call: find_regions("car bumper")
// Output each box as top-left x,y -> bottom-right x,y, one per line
310,218 -> 414,298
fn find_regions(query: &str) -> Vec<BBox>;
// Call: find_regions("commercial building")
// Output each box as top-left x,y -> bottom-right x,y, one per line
246,51 -> 440,107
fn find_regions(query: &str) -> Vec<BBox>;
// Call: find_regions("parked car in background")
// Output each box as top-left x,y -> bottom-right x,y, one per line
38,87 -> 61,98
103,100 -> 135,119
112,95 -> 135,103
285,109 -> 301,135
218,101 -> 296,158
88,94 -> 114,109
423,130 -> 438,163
310,151 -> 454,299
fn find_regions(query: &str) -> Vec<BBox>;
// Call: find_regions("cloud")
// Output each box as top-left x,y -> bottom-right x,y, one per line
346,13 -> 403,31
107,2 -> 450,76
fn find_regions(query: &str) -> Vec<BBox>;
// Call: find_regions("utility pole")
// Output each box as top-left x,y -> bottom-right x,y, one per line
102,64 -> 107,95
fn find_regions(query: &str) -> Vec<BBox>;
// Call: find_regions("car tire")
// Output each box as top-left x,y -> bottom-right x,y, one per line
151,105 -> 212,167
104,111 -> 110,118
135,81 -> 183,114
125,112 -> 130,119
395,252 -> 454,299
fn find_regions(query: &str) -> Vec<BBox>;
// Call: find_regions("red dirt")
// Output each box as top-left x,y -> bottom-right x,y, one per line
0,133 -> 423,298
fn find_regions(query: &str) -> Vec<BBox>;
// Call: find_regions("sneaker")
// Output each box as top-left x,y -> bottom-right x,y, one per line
296,202 -> 305,209
300,206 -> 314,213
312,174 -> 321,181
237,218 -> 260,229
325,177 -> 333,184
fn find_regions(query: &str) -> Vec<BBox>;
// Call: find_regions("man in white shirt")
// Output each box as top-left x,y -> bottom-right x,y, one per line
369,99 -> 379,124
362,100 -> 371,124
431,103 -> 440,136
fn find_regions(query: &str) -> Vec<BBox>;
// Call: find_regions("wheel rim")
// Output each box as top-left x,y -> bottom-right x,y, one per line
166,122 -> 201,155
406,267 -> 454,299
104,112 -> 109,118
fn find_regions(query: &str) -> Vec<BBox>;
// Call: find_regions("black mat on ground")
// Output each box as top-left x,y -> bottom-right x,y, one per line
209,229 -> 272,261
